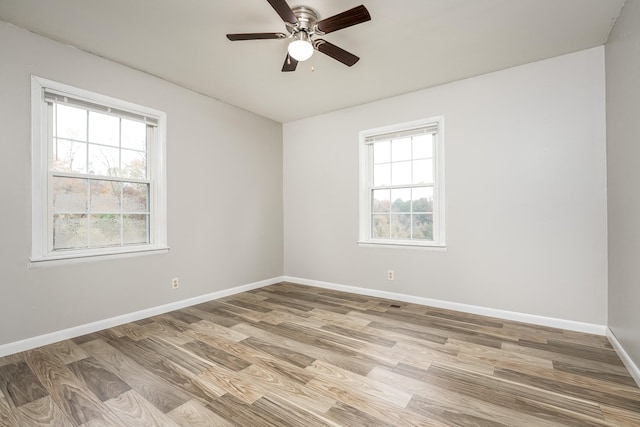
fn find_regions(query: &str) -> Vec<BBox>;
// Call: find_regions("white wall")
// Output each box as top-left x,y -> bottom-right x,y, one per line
0,22 -> 283,346
606,0 -> 640,368
284,47 -> 608,325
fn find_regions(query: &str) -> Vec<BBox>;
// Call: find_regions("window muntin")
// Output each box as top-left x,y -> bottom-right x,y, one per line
359,118 -> 445,248
31,77 -> 167,264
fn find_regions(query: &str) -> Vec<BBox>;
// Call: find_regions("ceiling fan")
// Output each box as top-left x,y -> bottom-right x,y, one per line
226,0 -> 371,72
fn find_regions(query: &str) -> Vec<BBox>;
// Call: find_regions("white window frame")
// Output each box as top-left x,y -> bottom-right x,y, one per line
358,116 -> 446,249
30,76 -> 168,266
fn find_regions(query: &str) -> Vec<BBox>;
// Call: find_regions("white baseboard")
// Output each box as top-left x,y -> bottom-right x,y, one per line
606,328 -> 640,387
283,276 -> 607,336
0,276 -> 285,358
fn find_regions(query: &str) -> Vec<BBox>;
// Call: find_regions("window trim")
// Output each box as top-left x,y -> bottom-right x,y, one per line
30,76 -> 168,266
358,116 -> 446,249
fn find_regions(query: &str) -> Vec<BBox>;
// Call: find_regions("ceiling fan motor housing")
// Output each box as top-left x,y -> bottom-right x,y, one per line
286,6 -> 320,36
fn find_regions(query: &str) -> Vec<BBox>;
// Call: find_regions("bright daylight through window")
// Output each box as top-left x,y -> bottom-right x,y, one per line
31,77 -> 167,264
359,117 -> 445,248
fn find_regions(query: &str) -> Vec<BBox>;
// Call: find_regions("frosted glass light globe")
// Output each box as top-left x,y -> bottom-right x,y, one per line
288,34 -> 314,61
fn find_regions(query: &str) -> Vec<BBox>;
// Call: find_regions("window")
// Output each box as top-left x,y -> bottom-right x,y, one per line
359,117 -> 445,248
31,76 -> 167,264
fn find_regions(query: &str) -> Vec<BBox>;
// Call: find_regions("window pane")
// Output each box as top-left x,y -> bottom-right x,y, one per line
372,214 -> 389,238
391,137 -> 412,162
391,161 -> 411,185
412,187 -> 433,213
53,177 -> 88,212
412,135 -> 433,159
373,164 -> 390,187
123,214 -> 149,245
53,139 -> 87,173
56,104 -> 87,141
412,214 -> 433,240
123,183 -> 149,212
373,140 -> 390,164
391,188 -> 410,213
90,214 -> 122,247
88,111 -> 119,147
390,214 -> 411,239
88,144 -> 119,176
90,180 -> 121,213
53,214 -> 88,249
121,149 -> 147,179
372,189 -> 390,213
413,159 -> 433,184
121,119 -> 146,151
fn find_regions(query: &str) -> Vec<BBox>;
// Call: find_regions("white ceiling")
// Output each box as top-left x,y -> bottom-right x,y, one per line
0,0 -> 625,123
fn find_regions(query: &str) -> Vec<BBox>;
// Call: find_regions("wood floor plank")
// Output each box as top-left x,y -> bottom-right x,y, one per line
0,354 -> 23,369
107,337 -> 222,403
513,396 -> 612,427
240,363 -> 335,413
0,281 -> 638,426
190,319 -> 249,343
12,396 -> 73,427
495,367 -> 640,413
600,403 -> 640,426
232,322 -> 380,376
198,362 -> 265,404
137,336 -> 213,374
324,400 -> 398,427
305,375 -> 437,427
166,399 -> 234,427
23,347 -> 123,426
0,362 -> 48,408
258,295 -> 317,313
206,393 -> 284,427
553,360 -> 639,387
187,328 -> 318,386
393,339 -> 496,376
308,307 -> 372,329
240,336 -> 316,369
407,394 -> 513,427
257,288 -> 355,314
426,363 -> 606,420
41,340 -> 89,365
80,339 -> 193,413
518,339 -> 626,366
252,393 -> 341,427
183,340 -> 252,372
164,309 -> 202,325
305,359 -> 412,408
502,340 -> 634,377
320,323 -> 397,347
0,389 -> 19,427
368,366 -> 561,427
180,306 -> 240,328
67,357 -> 131,402
104,389 -> 180,426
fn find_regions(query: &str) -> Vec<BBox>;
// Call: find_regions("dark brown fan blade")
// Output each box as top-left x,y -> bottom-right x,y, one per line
315,5 -> 371,34
267,0 -> 298,24
282,53 -> 298,72
226,33 -> 287,41
315,40 -> 360,66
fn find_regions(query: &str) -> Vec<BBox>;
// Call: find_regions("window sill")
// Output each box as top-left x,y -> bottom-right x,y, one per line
357,241 -> 447,251
29,246 -> 170,268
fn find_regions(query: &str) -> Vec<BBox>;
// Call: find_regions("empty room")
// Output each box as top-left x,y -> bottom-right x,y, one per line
1,0 -> 639,425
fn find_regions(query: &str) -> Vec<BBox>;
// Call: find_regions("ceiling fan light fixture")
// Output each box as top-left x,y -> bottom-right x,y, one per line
288,31 -> 313,61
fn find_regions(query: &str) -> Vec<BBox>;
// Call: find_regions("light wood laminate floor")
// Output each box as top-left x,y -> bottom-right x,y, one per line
1,282 -> 639,426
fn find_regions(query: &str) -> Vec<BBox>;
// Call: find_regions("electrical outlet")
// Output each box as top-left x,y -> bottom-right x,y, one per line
387,270 -> 394,281
171,278 -> 179,289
